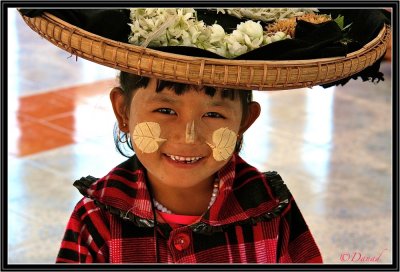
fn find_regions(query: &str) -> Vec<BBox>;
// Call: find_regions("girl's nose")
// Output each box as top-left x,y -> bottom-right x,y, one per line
169,119 -> 205,145
186,121 -> 195,143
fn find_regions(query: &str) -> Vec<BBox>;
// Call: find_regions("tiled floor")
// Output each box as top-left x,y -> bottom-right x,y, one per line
7,8 -> 393,264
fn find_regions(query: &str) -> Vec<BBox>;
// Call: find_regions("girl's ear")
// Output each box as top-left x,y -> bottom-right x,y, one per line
110,87 -> 129,132
238,101 -> 261,135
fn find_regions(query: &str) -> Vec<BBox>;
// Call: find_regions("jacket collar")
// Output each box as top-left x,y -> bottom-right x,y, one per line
74,154 -> 289,232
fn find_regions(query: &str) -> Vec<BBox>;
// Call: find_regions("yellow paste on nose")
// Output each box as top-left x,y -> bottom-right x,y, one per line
185,121 -> 195,143
132,122 -> 167,153
206,127 -> 237,161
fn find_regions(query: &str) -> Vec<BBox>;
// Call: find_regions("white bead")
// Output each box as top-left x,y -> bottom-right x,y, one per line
152,178 -> 220,214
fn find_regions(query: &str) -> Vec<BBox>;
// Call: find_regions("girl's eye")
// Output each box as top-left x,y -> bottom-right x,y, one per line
204,112 -> 225,119
156,108 -> 176,115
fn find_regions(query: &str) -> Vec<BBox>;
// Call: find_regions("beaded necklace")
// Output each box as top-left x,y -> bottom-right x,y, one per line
152,178 -> 219,214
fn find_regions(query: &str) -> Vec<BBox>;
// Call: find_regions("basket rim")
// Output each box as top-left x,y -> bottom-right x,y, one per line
42,11 -> 387,65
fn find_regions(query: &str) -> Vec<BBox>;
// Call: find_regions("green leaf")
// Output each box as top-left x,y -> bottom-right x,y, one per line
334,15 -> 345,30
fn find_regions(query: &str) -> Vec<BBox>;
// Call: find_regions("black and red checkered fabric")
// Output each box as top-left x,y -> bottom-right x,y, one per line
56,154 -> 322,263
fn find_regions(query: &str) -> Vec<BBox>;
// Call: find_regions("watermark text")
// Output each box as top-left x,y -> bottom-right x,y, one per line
340,249 -> 388,263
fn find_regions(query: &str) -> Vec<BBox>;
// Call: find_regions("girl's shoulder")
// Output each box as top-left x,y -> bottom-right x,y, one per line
263,171 -> 291,201
233,156 -> 290,202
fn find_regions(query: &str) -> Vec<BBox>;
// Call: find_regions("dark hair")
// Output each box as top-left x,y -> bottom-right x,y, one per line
114,71 -> 253,158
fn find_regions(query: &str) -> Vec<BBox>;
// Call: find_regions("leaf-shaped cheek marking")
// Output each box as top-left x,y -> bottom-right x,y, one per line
132,122 -> 167,153
206,127 -> 237,161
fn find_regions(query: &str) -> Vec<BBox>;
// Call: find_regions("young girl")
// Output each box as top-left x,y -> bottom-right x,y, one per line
55,71 -> 323,263
19,5 -> 390,264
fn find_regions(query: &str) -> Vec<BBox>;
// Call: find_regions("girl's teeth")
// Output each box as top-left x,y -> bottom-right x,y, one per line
168,155 -> 201,163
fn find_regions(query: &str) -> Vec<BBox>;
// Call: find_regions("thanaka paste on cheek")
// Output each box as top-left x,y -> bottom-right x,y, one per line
132,122 -> 167,153
206,127 -> 237,161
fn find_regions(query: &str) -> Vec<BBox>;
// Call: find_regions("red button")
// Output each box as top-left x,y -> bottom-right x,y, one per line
173,233 -> 191,251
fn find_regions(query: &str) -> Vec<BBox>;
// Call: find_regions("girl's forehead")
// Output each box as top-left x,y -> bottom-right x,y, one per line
137,84 -> 240,104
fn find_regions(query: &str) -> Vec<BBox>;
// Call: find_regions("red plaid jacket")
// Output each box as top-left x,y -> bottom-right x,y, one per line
56,154 -> 322,263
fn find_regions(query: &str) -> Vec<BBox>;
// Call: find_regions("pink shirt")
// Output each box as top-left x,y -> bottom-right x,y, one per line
157,211 -> 200,228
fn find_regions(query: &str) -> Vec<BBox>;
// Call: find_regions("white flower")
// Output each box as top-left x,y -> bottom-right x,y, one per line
207,45 -> 227,57
264,36 -> 272,44
227,41 -> 248,57
228,30 -> 244,43
263,31 -> 290,45
275,31 -> 287,39
192,23 -> 207,43
237,21 -> 263,39
225,21 -> 264,51
209,24 -> 225,44
181,31 -> 192,46
244,34 -> 264,49
128,8 -> 312,58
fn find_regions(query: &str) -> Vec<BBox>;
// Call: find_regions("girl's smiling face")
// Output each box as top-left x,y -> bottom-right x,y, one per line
111,78 -> 260,190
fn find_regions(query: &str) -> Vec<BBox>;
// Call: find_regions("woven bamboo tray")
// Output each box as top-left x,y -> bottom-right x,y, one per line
21,11 -> 391,91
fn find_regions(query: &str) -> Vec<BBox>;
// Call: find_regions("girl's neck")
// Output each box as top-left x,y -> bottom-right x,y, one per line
147,174 -> 216,216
